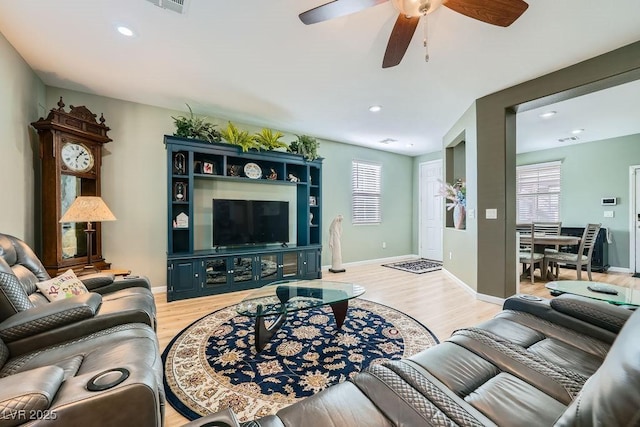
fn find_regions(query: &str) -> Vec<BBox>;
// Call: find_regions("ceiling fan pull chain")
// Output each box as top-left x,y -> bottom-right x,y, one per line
423,9 -> 429,62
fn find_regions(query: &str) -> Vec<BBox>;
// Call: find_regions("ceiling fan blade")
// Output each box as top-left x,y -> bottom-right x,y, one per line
299,0 -> 389,25
444,0 -> 528,27
382,14 -> 420,69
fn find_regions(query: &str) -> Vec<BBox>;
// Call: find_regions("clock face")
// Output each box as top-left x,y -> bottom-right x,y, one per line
61,142 -> 94,173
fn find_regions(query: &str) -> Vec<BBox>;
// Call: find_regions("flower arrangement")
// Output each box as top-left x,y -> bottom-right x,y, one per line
438,179 -> 466,210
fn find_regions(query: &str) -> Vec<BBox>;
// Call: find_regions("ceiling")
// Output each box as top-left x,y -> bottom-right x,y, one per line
1,0 -> 639,156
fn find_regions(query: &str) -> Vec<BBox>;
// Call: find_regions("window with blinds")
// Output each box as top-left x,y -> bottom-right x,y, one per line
516,161 -> 561,222
352,160 -> 381,224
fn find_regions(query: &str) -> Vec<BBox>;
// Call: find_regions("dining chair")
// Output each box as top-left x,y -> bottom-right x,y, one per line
517,223 -> 545,284
544,223 -> 601,281
533,221 -> 562,277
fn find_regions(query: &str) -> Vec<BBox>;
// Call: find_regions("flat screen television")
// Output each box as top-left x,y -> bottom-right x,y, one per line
212,199 -> 289,247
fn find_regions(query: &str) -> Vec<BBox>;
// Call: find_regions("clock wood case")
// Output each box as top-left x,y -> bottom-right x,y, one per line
31,97 -> 112,276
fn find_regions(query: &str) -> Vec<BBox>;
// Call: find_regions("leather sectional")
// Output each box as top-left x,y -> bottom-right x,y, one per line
0,233 -> 164,426
197,293 -> 640,426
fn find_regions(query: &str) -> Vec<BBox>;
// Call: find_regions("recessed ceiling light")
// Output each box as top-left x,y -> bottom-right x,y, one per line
539,111 -> 557,119
117,26 -> 135,37
406,144 -> 414,148
368,105 -> 382,112
571,128 -> 584,134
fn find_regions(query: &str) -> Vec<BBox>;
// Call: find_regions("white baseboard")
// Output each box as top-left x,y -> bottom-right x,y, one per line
441,268 -> 475,296
476,293 -> 506,306
322,254 -> 420,270
152,286 -> 167,294
607,266 -> 632,274
441,268 -> 503,306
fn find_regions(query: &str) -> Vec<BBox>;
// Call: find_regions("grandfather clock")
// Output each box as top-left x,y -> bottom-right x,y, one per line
31,97 -> 112,276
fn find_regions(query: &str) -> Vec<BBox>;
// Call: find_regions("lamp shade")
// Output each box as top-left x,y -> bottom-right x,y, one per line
59,196 -> 116,223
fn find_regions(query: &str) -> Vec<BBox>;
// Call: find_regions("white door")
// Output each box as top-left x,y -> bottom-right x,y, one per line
419,160 -> 443,261
635,168 -> 640,274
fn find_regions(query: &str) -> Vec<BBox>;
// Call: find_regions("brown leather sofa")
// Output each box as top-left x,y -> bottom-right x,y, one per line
0,233 -> 156,354
0,322 -> 164,426
195,293 -> 639,426
0,233 -> 164,426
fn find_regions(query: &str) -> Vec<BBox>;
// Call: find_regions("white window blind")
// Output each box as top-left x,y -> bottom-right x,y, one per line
516,161 -> 561,222
352,160 -> 381,224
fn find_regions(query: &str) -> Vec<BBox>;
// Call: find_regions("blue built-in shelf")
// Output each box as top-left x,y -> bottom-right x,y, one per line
164,136 -> 323,301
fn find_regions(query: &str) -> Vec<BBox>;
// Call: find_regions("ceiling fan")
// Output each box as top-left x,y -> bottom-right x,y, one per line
299,0 -> 529,68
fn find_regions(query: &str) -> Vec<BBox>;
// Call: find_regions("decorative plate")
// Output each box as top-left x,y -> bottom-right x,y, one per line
244,162 -> 262,179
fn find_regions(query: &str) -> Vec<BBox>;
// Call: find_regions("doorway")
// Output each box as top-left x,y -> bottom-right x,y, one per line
631,165 -> 640,276
419,160 -> 443,261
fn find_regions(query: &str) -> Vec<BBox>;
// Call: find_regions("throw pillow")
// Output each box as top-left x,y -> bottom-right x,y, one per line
36,269 -> 89,302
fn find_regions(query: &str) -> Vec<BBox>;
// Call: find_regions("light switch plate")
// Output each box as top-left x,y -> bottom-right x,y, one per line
468,208 -> 476,219
604,211 -> 614,218
486,208 -> 498,219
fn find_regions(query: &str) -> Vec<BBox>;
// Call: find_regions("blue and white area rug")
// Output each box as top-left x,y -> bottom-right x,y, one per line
382,258 -> 443,274
162,299 -> 439,422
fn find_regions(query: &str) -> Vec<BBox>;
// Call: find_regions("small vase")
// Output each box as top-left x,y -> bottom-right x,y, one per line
453,205 -> 466,229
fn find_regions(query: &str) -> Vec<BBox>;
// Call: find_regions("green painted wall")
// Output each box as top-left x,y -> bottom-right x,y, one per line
442,103 -> 478,290
517,134 -> 640,269
321,140 -> 414,264
36,88 -> 416,286
0,31 -> 45,246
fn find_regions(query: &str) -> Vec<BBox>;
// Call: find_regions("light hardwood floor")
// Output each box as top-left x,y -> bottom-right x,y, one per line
156,261 -> 639,426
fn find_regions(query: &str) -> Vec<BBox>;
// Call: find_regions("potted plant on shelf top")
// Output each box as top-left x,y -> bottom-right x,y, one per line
288,134 -> 319,161
220,121 -> 259,152
253,128 -> 288,151
171,104 -> 222,143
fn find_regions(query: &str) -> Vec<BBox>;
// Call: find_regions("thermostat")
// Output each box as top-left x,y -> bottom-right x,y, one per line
601,197 -> 617,206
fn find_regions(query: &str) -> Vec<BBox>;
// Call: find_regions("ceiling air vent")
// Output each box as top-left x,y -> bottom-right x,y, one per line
146,0 -> 189,14
558,136 -> 579,143
379,138 -> 397,145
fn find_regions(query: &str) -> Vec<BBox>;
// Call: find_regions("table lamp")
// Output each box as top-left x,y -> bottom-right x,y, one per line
59,196 -> 116,272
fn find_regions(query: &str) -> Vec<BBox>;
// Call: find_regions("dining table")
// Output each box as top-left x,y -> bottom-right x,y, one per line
519,234 -> 581,281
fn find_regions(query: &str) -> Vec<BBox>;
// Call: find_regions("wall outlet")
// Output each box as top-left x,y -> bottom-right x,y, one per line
382,241 -> 387,249
604,211 -> 614,218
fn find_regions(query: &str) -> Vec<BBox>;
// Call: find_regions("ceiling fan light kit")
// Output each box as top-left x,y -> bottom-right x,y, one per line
299,0 -> 529,68
390,0 -> 442,17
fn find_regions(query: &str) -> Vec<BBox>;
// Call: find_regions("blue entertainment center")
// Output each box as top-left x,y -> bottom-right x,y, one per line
165,136 -> 323,301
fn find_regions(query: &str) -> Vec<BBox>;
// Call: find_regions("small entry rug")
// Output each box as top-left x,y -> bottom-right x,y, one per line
382,258 -> 443,274
162,299 -> 439,422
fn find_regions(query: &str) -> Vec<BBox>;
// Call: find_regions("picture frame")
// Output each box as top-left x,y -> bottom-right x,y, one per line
203,162 -> 214,174
174,212 -> 189,228
309,196 -> 317,206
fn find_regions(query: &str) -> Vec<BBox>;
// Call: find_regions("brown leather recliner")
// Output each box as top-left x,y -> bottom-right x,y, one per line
0,322 -> 164,426
0,233 -> 156,354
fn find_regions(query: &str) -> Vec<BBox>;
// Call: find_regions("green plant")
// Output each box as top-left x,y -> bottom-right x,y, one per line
253,128 -> 288,151
287,134 -> 319,161
220,122 -> 258,152
171,104 -> 222,142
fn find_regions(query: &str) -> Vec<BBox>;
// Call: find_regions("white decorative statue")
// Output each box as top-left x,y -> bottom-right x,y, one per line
329,214 -> 345,273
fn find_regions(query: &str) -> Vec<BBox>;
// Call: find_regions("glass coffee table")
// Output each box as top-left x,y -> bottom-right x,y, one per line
545,281 -> 639,306
237,279 -> 366,352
